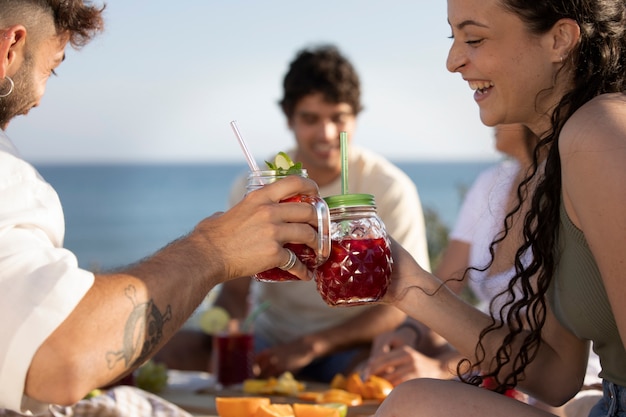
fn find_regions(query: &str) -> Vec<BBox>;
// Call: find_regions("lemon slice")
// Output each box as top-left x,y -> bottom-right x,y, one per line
198,306 -> 230,335
320,403 -> 348,417
274,152 -> 294,170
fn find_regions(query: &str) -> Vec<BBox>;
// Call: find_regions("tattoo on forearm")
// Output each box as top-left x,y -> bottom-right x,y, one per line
105,285 -> 172,370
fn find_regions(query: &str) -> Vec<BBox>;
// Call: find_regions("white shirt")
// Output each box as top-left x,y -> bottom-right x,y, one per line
0,130 -> 94,413
228,146 -> 430,344
450,159 -> 520,313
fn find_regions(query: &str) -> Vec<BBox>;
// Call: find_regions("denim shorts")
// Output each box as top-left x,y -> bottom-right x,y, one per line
588,380 -> 626,417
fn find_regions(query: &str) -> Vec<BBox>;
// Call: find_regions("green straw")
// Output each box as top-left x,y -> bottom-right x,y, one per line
340,131 -> 349,194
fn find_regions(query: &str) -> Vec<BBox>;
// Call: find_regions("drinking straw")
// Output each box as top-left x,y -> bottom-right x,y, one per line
230,120 -> 260,172
340,131 -> 349,194
241,300 -> 271,332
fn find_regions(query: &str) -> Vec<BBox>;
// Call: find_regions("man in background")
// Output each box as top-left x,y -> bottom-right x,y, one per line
156,44 -> 430,383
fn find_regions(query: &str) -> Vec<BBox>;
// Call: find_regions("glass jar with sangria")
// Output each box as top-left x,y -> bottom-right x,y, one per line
245,152 -> 330,282
315,193 -> 393,306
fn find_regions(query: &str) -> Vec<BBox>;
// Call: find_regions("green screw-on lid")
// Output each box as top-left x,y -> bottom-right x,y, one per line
324,193 -> 376,208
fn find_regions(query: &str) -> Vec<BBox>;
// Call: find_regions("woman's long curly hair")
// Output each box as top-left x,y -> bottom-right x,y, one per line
457,0 -> 626,393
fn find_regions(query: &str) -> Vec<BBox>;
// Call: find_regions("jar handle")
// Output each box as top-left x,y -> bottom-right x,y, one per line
305,196 -> 331,266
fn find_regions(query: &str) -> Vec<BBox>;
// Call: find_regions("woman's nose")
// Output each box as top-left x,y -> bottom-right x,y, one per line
446,41 -> 467,73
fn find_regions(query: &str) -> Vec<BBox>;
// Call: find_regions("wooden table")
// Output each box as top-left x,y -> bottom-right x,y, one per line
159,371 -> 379,417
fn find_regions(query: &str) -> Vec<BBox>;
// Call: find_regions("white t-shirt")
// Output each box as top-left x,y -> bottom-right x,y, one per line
228,146 -> 430,345
450,159 -> 520,313
0,131 -> 94,413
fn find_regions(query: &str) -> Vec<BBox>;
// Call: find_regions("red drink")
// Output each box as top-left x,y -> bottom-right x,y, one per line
316,237 -> 392,306
255,243 -> 319,281
213,332 -> 254,387
255,196 -> 322,282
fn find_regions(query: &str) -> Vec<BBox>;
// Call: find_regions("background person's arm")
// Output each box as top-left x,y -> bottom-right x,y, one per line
255,304 -> 406,378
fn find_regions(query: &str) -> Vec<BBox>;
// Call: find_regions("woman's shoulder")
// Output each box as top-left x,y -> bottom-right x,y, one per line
561,93 -> 626,153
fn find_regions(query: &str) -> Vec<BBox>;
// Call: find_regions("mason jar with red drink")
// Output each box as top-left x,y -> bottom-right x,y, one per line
315,193 -> 393,306
246,169 -> 331,282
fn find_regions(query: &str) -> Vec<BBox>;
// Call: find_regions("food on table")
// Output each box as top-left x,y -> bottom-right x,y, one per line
134,359 -> 168,393
243,371 -> 306,396
198,306 -> 231,335
83,388 -> 103,399
329,373 -> 346,390
216,397 -> 348,417
292,403 -> 341,417
361,375 -> 394,401
345,373 -> 365,398
255,403 -> 295,417
315,389 -> 362,406
215,396 -> 271,417
296,389 -> 362,407
295,391 -> 324,402
328,372 -> 393,402
319,403 -> 348,417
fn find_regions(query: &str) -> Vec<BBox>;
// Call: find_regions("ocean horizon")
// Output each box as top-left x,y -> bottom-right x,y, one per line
36,159 -> 496,271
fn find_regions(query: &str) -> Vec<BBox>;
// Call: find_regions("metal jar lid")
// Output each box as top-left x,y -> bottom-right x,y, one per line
323,193 -> 376,209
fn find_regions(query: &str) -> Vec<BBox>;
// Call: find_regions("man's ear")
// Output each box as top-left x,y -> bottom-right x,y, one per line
549,18 -> 580,63
0,25 -> 27,78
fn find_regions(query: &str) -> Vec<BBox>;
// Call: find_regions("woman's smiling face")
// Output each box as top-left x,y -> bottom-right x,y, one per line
446,0 -> 558,131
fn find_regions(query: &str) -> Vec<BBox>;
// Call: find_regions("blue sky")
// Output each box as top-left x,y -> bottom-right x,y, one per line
7,1 -> 497,164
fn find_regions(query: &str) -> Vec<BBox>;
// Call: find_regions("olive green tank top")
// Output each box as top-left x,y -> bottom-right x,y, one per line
548,203 -> 626,385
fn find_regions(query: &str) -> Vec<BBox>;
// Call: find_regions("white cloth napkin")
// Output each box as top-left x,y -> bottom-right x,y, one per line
0,386 -> 193,417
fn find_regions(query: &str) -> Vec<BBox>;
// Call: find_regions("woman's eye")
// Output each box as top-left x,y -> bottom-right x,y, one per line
466,39 -> 484,45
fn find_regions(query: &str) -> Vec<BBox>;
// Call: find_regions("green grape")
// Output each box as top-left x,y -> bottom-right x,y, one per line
83,388 -> 103,399
135,360 -> 169,394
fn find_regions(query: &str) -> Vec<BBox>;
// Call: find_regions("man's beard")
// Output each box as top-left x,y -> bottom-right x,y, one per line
0,54 -> 36,129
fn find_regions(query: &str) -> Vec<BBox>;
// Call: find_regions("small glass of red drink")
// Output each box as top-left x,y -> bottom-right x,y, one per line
315,194 -> 393,306
212,320 -> 254,388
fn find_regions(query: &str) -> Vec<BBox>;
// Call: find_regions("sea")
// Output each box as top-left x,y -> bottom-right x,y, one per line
36,161 -> 496,271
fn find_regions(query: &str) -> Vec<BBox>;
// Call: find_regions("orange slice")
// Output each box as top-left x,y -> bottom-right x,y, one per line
363,375 -> 393,401
293,403 -> 340,417
329,373 -> 346,390
255,403 -> 295,417
317,389 -> 362,406
345,373 -> 366,396
296,391 -> 323,402
215,396 -> 271,417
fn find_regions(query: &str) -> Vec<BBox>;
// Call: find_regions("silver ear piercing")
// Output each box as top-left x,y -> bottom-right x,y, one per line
0,76 -> 14,98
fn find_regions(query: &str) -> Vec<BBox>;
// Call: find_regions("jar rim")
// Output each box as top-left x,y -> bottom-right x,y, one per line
324,193 -> 376,208
247,169 -> 308,178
